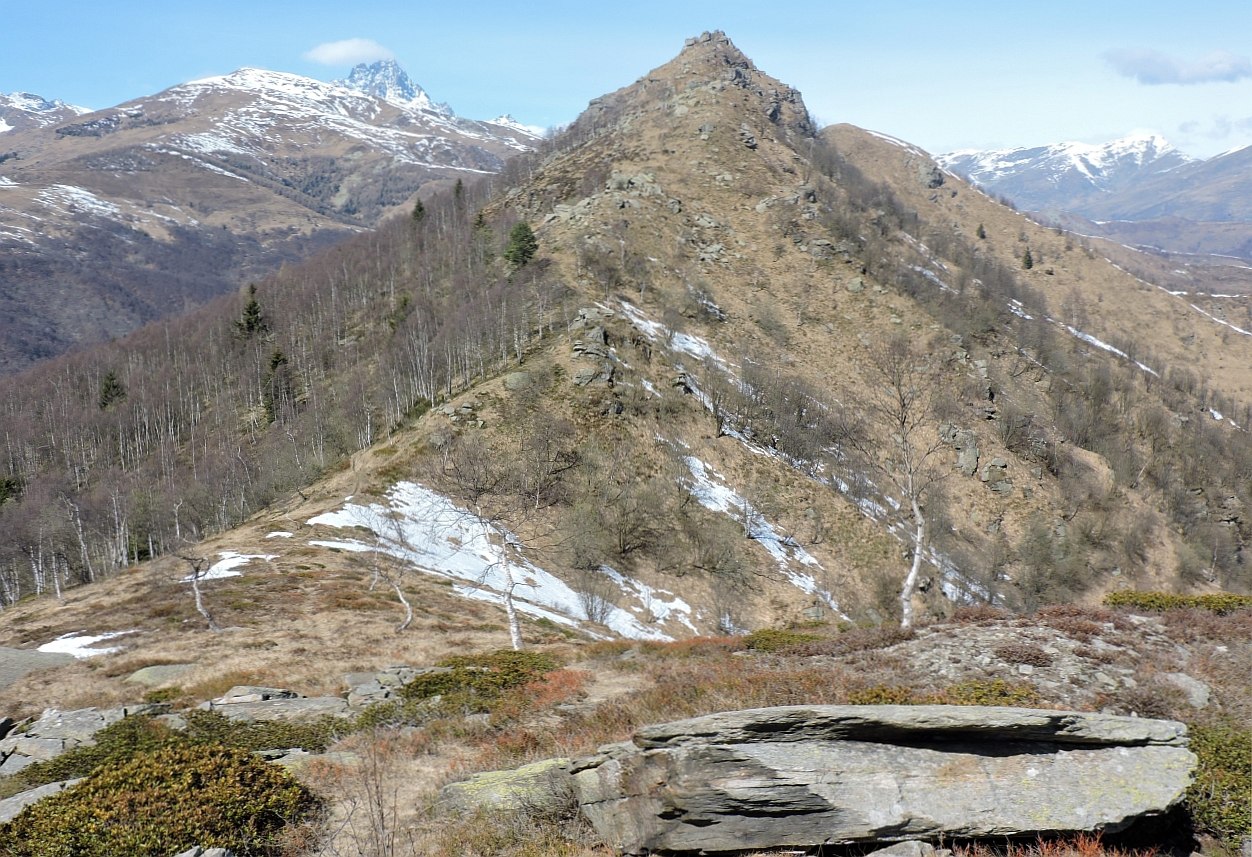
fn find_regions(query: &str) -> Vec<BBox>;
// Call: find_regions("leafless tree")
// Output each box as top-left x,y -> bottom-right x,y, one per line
178,553 -> 222,632
837,336 -> 947,629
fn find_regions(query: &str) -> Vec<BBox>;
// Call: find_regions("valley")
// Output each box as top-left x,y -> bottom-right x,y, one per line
0,29 -> 1248,857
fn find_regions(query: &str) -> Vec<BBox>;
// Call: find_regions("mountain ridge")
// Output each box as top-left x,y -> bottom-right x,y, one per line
0,61 -> 539,373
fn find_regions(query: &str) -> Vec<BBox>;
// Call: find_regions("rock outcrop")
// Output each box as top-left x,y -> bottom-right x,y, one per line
569,705 -> 1195,854
0,704 -> 167,776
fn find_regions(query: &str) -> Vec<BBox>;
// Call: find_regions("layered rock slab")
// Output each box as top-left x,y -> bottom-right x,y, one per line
571,705 -> 1194,855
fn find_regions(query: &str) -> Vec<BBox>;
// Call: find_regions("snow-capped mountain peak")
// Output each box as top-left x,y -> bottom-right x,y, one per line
0,92 -> 91,134
937,133 -> 1193,213
338,60 -> 451,117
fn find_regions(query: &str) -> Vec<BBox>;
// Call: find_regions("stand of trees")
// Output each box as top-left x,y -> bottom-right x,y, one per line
0,173 -> 565,605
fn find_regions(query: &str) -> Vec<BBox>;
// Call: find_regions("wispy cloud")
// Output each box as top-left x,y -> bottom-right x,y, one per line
1105,48 -> 1252,85
304,38 -> 394,66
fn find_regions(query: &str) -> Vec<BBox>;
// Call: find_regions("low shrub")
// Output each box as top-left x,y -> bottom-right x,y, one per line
358,649 -> 565,728
845,678 -> 1042,708
740,628 -> 823,653
0,744 -> 318,856
1103,591 -> 1252,614
1186,721 -> 1252,845
994,643 -> 1054,667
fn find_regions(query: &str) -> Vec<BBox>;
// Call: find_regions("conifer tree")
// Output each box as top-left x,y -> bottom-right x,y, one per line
234,284 -> 268,338
504,221 -> 538,270
1022,248 -> 1034,270
98,370 -> 125,410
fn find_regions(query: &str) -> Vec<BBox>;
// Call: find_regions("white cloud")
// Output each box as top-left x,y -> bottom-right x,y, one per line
1105,48 -> 1252,85
304,38 -> 394,66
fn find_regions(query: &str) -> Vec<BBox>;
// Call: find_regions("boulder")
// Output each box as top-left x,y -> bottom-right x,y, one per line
441,757 -> 573,813
206,696 -> 349,723
0,778 -> 83,824
571,705 -> 1194,855
0,703 -> 169,775
124,663 -> 195,687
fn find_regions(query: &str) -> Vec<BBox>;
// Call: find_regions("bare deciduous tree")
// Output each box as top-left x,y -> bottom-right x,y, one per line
837,336 -> 947,629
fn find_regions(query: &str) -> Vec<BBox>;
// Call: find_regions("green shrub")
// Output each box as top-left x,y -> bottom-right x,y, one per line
182,709 -> 343,753
935,678 -> 1042,707
402,650 -> 563,706
741,628 -> 823,653
1103,590 -> 1252,614
845,679 -> 1041,708
1187,721 -> 1252,844
0,744 -> 318,856
357,649 -> 565,727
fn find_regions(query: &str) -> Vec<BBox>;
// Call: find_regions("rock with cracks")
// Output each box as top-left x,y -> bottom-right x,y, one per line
570,705 -> 1195,855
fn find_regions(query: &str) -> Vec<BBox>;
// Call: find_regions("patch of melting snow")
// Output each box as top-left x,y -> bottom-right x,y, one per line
617,300 -> 731,369
187,551 -> 277,582
265,531 -> 293,539
38,630 -> 137,659
681,456 -> 843,615
1057,322 -> 1160,376
307,482 -> 677,641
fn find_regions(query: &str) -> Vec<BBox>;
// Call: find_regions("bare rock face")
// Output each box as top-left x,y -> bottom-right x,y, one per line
570,705 -> 1195,855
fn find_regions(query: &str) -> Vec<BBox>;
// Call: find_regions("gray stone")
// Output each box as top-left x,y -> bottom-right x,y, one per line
504,372 -> 531,392
213,686 -> 299,705
572,705 -> 1194,855
124,663 -> 195,687
0,779 -> 83,824
1163,672 -> 1211,709
870,842 -> 937,857
442,758 -> 573,813
209,696 -> 350,723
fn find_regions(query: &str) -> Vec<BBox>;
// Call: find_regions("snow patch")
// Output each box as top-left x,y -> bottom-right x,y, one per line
266,531 -> 293,539
38,630 -> 137,659
681,456 -> 843,615
308,482 -> 677,640
187,551 -> 277,582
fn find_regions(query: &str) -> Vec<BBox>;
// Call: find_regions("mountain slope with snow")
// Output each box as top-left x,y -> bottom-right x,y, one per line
0,64 -> 540,372
938,133 -> 1191,214
0,92 -> 90,135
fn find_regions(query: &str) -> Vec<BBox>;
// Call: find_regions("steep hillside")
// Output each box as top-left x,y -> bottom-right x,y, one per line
0,62 -> 537,373
1,30 -> 1250,667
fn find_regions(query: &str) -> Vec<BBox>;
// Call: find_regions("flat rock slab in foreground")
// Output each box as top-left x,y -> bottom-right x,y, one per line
571,705 -> 1195,855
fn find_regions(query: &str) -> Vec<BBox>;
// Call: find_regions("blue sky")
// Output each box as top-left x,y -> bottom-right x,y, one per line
6,1 -> 1252,158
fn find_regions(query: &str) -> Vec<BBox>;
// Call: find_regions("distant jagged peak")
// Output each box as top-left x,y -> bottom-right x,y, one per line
1,91 -> 90,115
338,59 -> 452,117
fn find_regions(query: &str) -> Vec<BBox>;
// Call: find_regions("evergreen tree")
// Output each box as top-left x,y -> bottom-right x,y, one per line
411,198 -> 425,223
1022,248 -> 1034,270
234,285 -> 268,338
976,223 -> 987,240
504,221 -> 538,270
98,370 -> 125,410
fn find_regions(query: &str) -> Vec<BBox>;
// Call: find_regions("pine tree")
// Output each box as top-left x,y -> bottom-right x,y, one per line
411,198 -> 425,223
504,222 -> 538,270
1022,248 -> 1034,270
98,370 -> 125,410
234,284 -> 268,338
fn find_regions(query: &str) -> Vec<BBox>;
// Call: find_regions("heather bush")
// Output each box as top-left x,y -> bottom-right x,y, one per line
0,745 -> 317,856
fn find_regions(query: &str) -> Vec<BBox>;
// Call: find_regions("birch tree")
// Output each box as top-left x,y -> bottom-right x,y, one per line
838,336 -> 946,629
